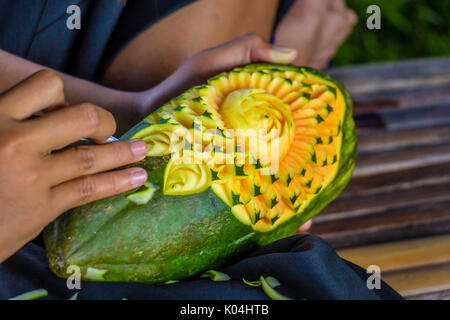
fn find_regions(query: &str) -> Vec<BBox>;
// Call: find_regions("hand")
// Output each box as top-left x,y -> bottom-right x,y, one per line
139,33 -> 298,115
0,70 -> 148,262
274,0 -> 357,69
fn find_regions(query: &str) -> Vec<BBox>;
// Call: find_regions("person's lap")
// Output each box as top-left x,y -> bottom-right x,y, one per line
0,234 -> 402,300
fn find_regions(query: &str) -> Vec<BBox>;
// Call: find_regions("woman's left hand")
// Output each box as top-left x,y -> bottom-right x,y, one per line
138,33 -> 297,115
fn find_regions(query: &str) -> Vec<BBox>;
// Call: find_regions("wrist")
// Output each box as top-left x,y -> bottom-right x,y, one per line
108,90 -> 149,136
125,90 -> 148,119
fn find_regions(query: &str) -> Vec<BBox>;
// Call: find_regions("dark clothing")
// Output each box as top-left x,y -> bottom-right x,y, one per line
0,0 -> 196,80
0,0 -> 295,81
0,234 -> 402,300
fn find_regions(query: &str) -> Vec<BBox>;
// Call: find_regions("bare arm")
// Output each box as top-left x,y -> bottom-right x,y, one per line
0,34 -> 297,135
0,49 -> 145,133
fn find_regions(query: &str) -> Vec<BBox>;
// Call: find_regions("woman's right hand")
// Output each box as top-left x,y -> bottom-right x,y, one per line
0,70 -> 149,263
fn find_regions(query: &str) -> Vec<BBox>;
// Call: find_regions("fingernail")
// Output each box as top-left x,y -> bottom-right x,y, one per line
272,45 -> 296,53
269,46 -> 297,64
129,139 -> 148,159
129,167 -> 147,187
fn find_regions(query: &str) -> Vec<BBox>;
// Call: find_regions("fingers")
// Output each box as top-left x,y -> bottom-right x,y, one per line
50,167 -> 148,216
241,33 -> 298,64
329,0 -> 346,11
28,102 -> 117,151
295,219 -> 312,234
182,33 -> 298,84
251,44 -> 298,64
331,9 -> 357,45
346,9 -> 358,26
309,2 -> 357,69
46,139 -> 147,186
0,70 -> 65,120
206,32 -> 298,65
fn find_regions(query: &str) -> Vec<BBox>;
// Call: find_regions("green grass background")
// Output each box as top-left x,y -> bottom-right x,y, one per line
334,0 -> 450,66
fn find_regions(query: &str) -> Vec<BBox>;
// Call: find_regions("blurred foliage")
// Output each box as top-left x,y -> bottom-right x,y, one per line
334,0 -> 450,66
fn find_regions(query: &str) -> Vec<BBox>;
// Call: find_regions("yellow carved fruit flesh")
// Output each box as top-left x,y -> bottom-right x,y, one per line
127,64 -> 356,232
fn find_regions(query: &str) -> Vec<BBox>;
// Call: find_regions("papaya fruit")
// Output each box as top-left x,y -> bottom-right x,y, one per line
44,64 -> 357,283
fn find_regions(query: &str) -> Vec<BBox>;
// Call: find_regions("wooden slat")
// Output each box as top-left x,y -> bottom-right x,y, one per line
328,58 -> 450,94
317,181 -> 450,222
355,105 -> 450,133
329,58 -> 450,80
342,162 -> 450,198
352,87 -> 450,115
344,73 -> 450,96
358,126 -> 450,154
337,234 -> 450,272
311,201 -> 450,249
353,143 -> 450,178
407,289 -> 450,300
338,162 -> 450,199
382,262 -> 450,298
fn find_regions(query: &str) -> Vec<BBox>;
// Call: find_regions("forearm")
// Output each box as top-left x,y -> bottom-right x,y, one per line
0,50 -> 146,133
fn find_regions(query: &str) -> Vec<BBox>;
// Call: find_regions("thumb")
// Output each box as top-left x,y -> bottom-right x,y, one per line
251,44 -> 298,64
150,34 -> 298,110
231,33 -> 297,64
198,33 -> 298,73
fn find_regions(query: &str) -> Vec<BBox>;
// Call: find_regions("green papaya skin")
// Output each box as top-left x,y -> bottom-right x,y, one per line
45,157 -> 257,282
44,64 -> 357,283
